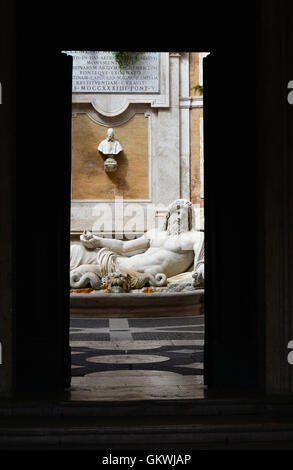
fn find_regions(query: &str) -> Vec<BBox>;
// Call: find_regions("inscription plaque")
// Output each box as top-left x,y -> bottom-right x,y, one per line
65,51 -> 160,93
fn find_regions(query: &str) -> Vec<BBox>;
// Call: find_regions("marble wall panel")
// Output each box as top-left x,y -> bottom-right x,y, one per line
72,113 -> 149,200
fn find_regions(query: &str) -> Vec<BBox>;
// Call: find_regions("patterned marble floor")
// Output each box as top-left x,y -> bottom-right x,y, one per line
70,316 -> 205,401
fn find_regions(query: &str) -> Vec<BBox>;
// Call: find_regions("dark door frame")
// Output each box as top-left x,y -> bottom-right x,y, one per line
4,0 -> 292,399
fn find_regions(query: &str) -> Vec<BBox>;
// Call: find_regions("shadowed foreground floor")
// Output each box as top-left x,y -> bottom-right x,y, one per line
70,316 -> 205,401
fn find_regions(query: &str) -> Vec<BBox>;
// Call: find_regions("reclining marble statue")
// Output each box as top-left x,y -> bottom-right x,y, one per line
70,199 -> 204,292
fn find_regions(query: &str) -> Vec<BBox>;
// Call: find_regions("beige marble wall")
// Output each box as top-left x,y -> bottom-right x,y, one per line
189,52 -> 202,97
190,107 -> 204,207
189,53 -> 204,207
72,113 -> 149,200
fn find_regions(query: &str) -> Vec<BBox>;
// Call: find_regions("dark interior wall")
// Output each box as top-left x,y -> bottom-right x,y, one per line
15,44 -> 72,391
256,0 -> 293,393
0,0 -> 16,396
203,26 -> 259,389
203,0 -> 293,392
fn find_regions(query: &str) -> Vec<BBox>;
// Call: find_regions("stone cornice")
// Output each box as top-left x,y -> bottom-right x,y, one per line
179,96 -> 204,108
72,103 -> 149,127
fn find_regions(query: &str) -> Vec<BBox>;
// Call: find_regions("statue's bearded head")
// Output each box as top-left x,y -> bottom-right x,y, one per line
164,199 -> 194,235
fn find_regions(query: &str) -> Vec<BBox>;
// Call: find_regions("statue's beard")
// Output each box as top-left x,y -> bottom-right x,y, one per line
167,218 -> 189,236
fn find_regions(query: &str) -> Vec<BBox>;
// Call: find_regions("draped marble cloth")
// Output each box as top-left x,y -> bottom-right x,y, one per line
70,244 -> 118,276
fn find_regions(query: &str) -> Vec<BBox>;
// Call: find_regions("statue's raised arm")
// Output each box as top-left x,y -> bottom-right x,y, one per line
80,230 -> 150,254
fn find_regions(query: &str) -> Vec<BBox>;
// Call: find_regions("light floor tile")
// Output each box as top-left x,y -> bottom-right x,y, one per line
70,383 -> 205,401
72,372 -> 204,387
173,362 -> 204,369
86,354 -> 170,364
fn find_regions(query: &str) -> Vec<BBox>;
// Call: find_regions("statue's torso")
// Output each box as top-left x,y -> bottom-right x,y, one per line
118,231 -> 196,277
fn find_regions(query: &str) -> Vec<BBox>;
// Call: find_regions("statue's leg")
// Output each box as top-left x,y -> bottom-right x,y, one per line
70,243 -> 97,271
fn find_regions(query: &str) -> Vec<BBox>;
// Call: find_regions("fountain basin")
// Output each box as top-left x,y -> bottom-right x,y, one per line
70,289 -> 204,318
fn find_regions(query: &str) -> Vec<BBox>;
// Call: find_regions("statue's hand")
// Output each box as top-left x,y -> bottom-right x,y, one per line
192,263 -> 204,287
80,230 -> 101,249
81,230 -> 94,240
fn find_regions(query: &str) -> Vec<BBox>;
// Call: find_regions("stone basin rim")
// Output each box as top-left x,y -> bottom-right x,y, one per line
70,289 -> 204,306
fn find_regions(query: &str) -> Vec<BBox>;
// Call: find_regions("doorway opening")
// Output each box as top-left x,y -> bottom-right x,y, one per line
67,51 -> 208,400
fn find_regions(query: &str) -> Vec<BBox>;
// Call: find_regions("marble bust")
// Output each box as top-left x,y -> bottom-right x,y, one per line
98,128 -> 122,172
70,199 -> 204,290
98,128 -> 123,155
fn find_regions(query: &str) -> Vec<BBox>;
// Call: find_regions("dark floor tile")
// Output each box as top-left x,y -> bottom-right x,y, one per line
132,333 -> 204,341
70,319 -> 109,328
70,334 -> 110,341
128,316 -> 204,328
